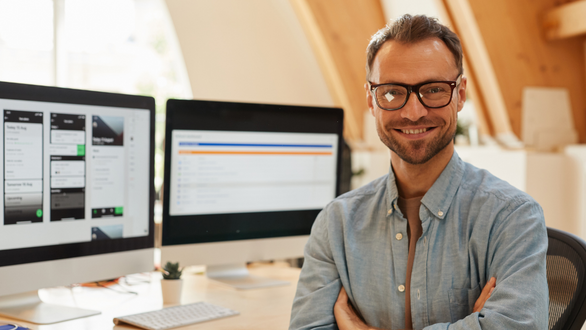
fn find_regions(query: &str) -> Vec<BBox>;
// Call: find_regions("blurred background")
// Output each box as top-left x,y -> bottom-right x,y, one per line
2,0 -> 586,240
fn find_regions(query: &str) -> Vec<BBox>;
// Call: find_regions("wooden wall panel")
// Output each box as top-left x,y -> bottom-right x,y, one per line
290,0 -> 386,142
451,0 -> 586,142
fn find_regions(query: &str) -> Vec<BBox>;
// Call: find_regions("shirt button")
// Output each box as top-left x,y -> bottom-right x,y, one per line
438,210 -> 444,217
398,285 -> 405,292
393,204 -> 397,210
395,233 -> 403,240
387,209 -> 393,215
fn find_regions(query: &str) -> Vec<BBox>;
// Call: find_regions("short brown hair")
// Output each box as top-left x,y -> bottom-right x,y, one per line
366,14 -> 463,80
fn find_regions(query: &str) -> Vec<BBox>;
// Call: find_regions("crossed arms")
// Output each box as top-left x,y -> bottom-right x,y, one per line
334,278 -> 495,330
289,199 -> 549,330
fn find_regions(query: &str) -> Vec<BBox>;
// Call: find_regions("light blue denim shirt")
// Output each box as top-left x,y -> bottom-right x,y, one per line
290,151 -> 548,330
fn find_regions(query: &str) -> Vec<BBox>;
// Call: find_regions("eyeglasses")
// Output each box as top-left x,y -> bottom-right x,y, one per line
368,75 -> 461,111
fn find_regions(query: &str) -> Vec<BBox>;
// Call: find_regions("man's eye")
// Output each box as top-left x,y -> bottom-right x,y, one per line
385,88 -> 405,96
421,83 -> 449,95
426,87 -> 444,94
383,89 -> 405,102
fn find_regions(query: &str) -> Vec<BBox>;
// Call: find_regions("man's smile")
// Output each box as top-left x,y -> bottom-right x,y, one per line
393,126 -> 438,139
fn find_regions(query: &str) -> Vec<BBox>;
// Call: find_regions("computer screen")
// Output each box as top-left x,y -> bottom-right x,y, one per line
0,81 -> 155,323
161,99 -> 343,288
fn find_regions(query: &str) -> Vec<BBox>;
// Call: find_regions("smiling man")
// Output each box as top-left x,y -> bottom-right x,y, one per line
289,14 -> 548,330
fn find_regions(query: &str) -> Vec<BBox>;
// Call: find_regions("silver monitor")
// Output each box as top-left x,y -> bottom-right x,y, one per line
0,81 -> 155,324
161,99 -> 343,289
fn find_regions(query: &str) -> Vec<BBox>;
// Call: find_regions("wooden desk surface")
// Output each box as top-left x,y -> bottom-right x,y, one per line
0,263 -> 301,330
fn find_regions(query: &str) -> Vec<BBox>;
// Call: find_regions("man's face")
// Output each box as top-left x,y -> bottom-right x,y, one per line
366,38 -> 466,165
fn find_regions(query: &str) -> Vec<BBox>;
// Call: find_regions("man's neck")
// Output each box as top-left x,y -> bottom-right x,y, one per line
391,143 -> 454,199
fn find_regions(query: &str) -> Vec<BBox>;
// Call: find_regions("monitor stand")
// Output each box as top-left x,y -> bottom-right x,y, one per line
206,263 -> 289,290
0,290 -> 100,324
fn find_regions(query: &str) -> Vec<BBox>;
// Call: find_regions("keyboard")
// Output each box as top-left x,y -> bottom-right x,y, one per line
113,302 -> 239,330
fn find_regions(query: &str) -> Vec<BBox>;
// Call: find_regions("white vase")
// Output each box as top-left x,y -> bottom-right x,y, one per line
161,278 -> 183,305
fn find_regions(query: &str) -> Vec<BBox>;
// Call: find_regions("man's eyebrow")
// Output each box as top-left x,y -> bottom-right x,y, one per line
376,77 -> 454,85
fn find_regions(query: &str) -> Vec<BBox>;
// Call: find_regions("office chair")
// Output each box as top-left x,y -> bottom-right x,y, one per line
547,227 -> 586,330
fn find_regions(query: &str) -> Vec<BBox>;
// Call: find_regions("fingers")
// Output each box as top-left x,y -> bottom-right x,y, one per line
482,277 -> 496,297
334,286 -> 368,330
473,277 -> 496,313
337,286 -> 348,304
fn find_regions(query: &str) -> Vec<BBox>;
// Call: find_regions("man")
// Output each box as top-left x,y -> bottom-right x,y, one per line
289,14 -> 548,330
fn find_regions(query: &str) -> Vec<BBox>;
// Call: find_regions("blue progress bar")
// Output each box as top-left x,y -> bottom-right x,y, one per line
179,142 -> 333,148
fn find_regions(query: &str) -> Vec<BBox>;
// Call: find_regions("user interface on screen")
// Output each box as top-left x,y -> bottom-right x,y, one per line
169,130 -> 339,216
0,98 -> 151,251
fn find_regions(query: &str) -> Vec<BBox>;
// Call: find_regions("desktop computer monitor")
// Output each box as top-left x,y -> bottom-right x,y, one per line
0,81 -> 155,324
161,99 -> 343,289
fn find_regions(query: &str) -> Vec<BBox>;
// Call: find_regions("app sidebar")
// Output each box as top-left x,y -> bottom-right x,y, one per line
4,110 -> 44,225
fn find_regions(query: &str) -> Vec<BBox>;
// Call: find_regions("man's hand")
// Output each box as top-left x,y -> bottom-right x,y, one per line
473,277 -> 496,313
334,287 -> 376,330
334,278 -> 495,330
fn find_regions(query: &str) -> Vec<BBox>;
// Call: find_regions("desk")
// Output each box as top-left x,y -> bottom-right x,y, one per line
0,263 -> 301,330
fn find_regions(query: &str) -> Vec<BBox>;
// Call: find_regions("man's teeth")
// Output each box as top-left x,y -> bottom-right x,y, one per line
401,128 -> 428,134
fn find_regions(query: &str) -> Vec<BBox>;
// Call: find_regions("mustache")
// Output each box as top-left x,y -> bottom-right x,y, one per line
385,118 -> 444,128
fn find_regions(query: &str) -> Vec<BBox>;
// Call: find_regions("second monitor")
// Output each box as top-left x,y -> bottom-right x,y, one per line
161,99 -> 343,289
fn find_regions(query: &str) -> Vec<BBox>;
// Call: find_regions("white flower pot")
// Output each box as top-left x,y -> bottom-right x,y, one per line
161,278 -> 183,305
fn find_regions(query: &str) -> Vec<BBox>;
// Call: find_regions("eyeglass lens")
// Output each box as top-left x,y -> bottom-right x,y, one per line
375,82 -> 453,110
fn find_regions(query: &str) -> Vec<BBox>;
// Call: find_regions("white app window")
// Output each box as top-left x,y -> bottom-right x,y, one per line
170,130 -> 338,216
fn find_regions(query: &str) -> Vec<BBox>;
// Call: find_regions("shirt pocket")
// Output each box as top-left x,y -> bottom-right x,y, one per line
447,285 -> 480,322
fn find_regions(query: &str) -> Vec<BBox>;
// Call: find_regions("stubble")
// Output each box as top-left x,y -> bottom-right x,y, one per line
376,117 -> 456,165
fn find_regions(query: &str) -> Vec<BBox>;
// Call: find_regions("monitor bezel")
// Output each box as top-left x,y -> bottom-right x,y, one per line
0,81 -> 156,267
162,99 -> 344,246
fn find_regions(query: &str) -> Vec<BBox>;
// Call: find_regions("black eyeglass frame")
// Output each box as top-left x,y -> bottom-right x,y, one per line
367,75 -> 462,111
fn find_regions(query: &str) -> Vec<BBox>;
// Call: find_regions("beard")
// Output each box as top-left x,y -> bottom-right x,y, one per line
376,117 -> 456,165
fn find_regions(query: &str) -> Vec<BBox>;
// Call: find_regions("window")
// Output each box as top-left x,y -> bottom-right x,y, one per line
0,0 -> 192,194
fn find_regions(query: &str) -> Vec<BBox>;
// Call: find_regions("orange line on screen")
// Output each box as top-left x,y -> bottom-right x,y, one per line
178,150 -> 332,155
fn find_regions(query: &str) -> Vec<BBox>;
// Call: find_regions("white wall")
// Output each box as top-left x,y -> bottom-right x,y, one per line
456,146 -> 586,239
164,0 -> 334,107
380,0 -> 440,21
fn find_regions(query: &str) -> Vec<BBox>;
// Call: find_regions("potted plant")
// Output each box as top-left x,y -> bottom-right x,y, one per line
160,261 -> 183,304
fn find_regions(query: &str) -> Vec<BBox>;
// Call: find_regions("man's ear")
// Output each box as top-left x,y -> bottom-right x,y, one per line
365,82 -> 375,117
456,76 -> 467,113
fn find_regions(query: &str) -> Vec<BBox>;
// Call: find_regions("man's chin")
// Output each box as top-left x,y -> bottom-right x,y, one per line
388,140 -> 446,165
396,150 -> 433,165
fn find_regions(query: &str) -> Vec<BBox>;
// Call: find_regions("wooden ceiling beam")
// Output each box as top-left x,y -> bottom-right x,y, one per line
434,0 -> 494,138
439,0 -> 521,147
543,0 -> 586,40
289,0 -> 386,143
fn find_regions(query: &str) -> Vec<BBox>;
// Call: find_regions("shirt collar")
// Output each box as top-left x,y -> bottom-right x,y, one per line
386,151 -> 465,220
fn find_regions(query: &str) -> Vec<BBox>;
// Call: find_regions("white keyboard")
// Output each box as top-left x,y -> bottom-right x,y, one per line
113,302 -> 239,330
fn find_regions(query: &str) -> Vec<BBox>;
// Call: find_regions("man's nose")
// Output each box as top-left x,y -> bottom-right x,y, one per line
400,92 -> 428,122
